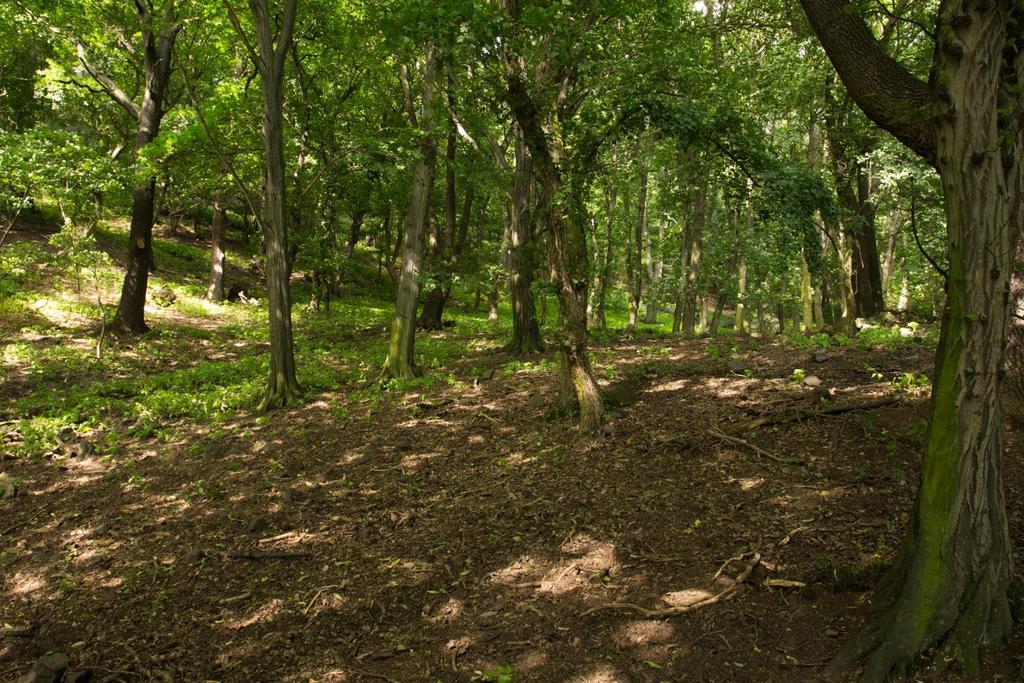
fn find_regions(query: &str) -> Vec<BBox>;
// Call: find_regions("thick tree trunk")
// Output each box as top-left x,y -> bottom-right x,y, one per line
503,124 -> 544,354
252,0 -> 301,412
709,295 -> 725,336
109,18 -> 180,333
206,197 -> 226,302
682,185 -> 707,336
344,209 -> 366,257
506,53 -> 602,433
418,287 -> 448,331
800,255 -> 815,331
591,184 -> 617,330
384,50 -> 439,380
804,2 -> 1023,680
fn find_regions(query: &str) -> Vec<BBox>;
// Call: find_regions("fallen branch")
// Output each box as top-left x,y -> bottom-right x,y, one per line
1,623 -> 34,638
347,668 -> 401,683
735,396 -> 899,433
582,552 -> 762,618
226,551 -> 312,560
708,428 -> 804,465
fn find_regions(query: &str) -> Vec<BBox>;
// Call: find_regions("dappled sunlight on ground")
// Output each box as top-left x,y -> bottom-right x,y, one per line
5,323 -> 1023,681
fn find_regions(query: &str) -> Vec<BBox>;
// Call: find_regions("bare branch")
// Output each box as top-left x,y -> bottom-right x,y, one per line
76,44 -> 142,118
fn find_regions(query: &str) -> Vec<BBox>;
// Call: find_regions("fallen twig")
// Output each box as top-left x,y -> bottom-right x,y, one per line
1,623 -> 34,638
303,584 -> 345,614
582,526 -> 812,619
226,551 -> 312,560
256,531 -> 300,545
708,429 -> 804,465
347,667 -> 401,683
0,510 -> 48,538
582,552 -> 762,618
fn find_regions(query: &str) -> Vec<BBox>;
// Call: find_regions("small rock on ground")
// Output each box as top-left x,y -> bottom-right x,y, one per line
17,652 -> 69,683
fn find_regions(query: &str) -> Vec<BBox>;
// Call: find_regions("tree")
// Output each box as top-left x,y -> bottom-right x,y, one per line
73,1 -> 181,333
228,0 -> 302,411
503,122 -> 544,354
382,47 -> 440,379
799,1 -> 1023,679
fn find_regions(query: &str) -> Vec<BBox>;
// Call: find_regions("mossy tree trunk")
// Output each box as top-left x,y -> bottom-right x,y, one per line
384,49 -> 439,380
504,30 -> 603,434
801,0 -> 1023,679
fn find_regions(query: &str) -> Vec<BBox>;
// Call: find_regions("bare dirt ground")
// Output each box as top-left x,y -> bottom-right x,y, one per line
3,327 -> 1024,682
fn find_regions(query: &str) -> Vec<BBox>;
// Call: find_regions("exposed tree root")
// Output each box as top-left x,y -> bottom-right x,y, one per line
582,552 -> 762,618
583,527 -> 809,619
256,384 -> 303,413
707,428 -> 805,465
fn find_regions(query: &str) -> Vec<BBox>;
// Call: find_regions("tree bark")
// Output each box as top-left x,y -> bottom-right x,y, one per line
344,209 -> 366,257
802,1 -> 1024,679
247,0 -> 301,412
682,184 -> 707,336
384,50 -> 439,379
503,122 -> 544,354
100,9 -> 180,333
206,197 -> 226,302
591,182 -> 617,330
505,34 -> 602,433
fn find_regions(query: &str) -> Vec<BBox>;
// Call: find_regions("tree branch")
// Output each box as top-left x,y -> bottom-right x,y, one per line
799,0 -> 935,165
76,44 -> 142,118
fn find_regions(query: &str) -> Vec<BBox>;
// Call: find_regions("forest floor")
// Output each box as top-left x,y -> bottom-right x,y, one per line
2,220 -> 1024,682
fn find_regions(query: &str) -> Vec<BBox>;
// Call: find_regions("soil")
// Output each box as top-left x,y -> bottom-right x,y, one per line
3,325 -> 1024,682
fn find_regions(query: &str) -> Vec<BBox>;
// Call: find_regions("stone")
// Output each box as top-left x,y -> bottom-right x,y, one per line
153,286 -> 177,307
824,627 -> 840,638
245,517 -> 268,534
17,652 -> 69,683
65,440 -> 95,458
726,359 -> 752,374
811,349 -> 828,363
899,326 -> 914,338
802,375 -> 823,388
181,547 -> 203,564
56,426 -> 77,445
809,386 -> 834,403
1,477 -> 16,499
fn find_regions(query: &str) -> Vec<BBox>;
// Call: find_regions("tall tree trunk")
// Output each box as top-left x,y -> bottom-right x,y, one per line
105,13 -> 181,333
801,1 -> 1023,679
800,255 -> 815,331
384,49 -> 439,379
709,295 -> 725,336
734,204 -> 751,333
206,197 -> 226,302
644,216 -> 665,324
591,183 -> 617,330
506,53 -> 602,433
682,184 -> 707,336
250,0 -> 301,412
344,209 -> 366,257
632,157 -> 648,328
881,209 -> 902,292
503,123 -> 544,354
